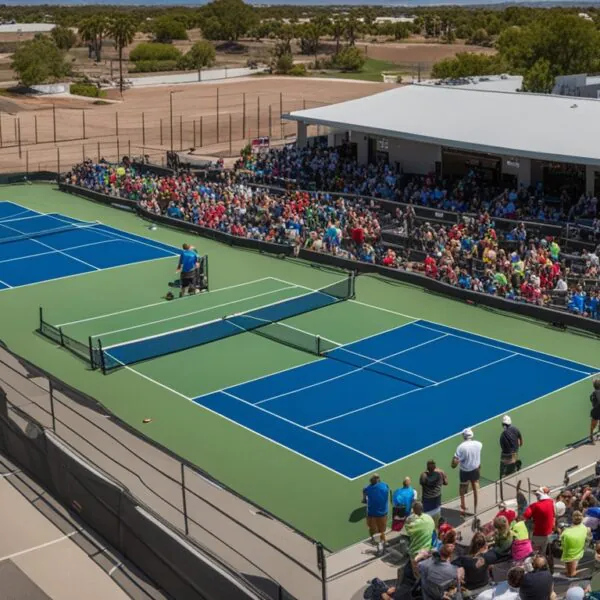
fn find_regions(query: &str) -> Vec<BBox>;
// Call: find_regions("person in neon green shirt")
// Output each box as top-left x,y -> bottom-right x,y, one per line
550,240 -> 560,262
402,501 -> 435,577
561,511 -> 590,577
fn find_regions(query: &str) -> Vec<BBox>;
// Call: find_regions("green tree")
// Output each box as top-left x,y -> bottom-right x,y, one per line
152,16 -> 188,43
522,58 -> 554,93
78,16 -> 107,61
11,37 -> 70,87
431,52 -> 506,79
275,52 -> 293,74
333,45 -> 365,72
200,0 -> 257,41
180,40 -> 216,69
51,25 -> 76,51
497,14 -> 600,77
468,28 -> 490,46
393,23 -> 410,40
344,13 -> 360,46
330,17 -> 345,54
107,16 -> 137,94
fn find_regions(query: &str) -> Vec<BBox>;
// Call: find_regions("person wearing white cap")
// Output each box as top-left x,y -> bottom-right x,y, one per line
451,428 -> 482,518
499,415 -> 523,479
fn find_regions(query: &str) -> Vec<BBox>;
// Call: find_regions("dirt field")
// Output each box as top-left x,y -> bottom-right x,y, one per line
0,76 -> 393,173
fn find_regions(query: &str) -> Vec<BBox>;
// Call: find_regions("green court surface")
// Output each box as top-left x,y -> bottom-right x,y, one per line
1,182 -> 599,551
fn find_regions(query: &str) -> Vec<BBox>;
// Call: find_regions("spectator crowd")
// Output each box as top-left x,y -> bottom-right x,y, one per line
362,403 -> 600,600
66,144 -> 600,320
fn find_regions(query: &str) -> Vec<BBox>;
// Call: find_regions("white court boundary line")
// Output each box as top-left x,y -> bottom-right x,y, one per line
93,284 -> 300,340
270,276 -> 600,373
220,390 -> 386,466
0,208 -> 38,222
307,353 -> 518,428
0,219 -> 101,271
0,238 -> 119,266
0,530 -> 79,562
254,334 -> 445,406
0,202 -> 179,291
116,275 -> 599,481
58,277 -> 278,327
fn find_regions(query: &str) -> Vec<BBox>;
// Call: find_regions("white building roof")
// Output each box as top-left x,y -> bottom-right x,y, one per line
286,84 -> 600,166
0,23 -> 55,33
421,75 -> 523,94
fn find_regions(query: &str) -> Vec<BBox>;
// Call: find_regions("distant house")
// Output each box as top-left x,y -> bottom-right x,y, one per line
553,74 -> 600,99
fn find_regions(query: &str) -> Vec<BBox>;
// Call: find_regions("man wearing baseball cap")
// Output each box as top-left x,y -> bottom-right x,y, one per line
519,486 -> 555,558
451,428 -> 482,518
499,414 -> 523,478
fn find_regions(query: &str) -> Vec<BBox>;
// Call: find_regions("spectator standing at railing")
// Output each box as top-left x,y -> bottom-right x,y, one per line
420,460 -> 448,526
499,415 -> 523,478
362,473 -> 390,554
520,486 -> 555,557
589,378 -> 600,444
451,428 -> 482,518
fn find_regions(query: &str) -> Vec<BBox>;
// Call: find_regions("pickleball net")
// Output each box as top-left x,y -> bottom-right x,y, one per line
97,274 -> 356,373
0,219 -> 101,245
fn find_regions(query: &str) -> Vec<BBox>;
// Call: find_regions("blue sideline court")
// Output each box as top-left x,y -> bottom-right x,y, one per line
0,201 -> 178,289
193,319 -> 598,479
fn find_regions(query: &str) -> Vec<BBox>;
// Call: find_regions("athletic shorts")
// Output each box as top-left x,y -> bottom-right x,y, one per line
459,467 -> 480,484
367,515 -> 387,534
181,271 -> 195,288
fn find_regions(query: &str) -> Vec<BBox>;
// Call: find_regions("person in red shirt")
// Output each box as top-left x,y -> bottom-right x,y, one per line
495,501 -> 517,524
520,487 -> 555,556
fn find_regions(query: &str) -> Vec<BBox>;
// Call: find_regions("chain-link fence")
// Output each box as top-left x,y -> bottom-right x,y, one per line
0,341 -> 329,599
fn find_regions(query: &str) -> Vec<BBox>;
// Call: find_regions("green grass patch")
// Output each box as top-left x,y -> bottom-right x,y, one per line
314,58 -> 407,82
70,83 -> 106,98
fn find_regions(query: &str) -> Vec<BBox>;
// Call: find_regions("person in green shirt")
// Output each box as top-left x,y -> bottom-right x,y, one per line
402,501 -> 435,577
561,511 -> 591,577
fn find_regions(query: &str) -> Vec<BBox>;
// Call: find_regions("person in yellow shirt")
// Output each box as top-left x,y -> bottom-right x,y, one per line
560,511 -> 591,577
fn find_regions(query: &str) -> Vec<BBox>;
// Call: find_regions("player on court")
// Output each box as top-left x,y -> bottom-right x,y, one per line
176,243 -> 199,297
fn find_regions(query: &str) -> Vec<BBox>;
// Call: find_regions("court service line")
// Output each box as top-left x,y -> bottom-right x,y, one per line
57,277 -> 277,327
347,372 -> 597,481
190,317 -> 422,404
414,322 -> 594,376
0,209 -> 37,222
0,255 -> 174,293
0,530 -> 79,563
220,390 -> 386,466
0,239 -> 119,266
0,220 -> 101,271
92,285 -> 300,339
306,353 -> 518,429
270,277 -> 600,373
116,361 -> 360,480
102,281 -> 347,349
0,278 -> 12,289
44,213 -> 181,257
254,335 -> 446,406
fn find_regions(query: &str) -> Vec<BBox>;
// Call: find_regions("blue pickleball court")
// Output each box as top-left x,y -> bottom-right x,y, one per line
193,319 -> 598,479
0,201 -> 178,289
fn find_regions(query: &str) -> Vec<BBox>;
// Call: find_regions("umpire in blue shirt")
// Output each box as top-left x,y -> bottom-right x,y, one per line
499,415 -> 523,478
177,243 -> 199,297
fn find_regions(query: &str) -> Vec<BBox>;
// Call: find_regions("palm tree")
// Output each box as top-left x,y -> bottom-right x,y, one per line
107,16 -> 137,95
78,16 -> 107,62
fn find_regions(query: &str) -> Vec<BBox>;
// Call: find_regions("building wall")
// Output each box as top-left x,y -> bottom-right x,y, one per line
389,138 -> 441,174
501,155 -> 531,188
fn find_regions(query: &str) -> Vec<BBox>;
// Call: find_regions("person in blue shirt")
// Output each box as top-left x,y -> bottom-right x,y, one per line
176,243 -> 199,297
392,477 -> 418,532
362,474 -> 390,553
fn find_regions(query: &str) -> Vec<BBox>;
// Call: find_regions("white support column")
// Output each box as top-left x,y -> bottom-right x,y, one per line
296,121 -> 308,148
517,157 -> 531,188
586,165 -> 596,195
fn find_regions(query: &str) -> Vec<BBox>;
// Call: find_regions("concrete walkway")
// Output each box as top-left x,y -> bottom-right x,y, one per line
0,454 -> 167,600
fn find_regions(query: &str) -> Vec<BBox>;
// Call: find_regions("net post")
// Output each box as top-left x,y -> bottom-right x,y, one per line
348,271 -> 356,299
205,254 -> 209,292
38,306 -> 43,332
59,326 -> 65,347
88,336 -> 95,369
98,339 -> 107,375
317,335 -> 321,356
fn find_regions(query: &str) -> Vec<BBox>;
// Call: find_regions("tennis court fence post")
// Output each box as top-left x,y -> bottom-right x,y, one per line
49,378 -> 56,432
180,463 -> 189,536
317,542 -> 328,599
